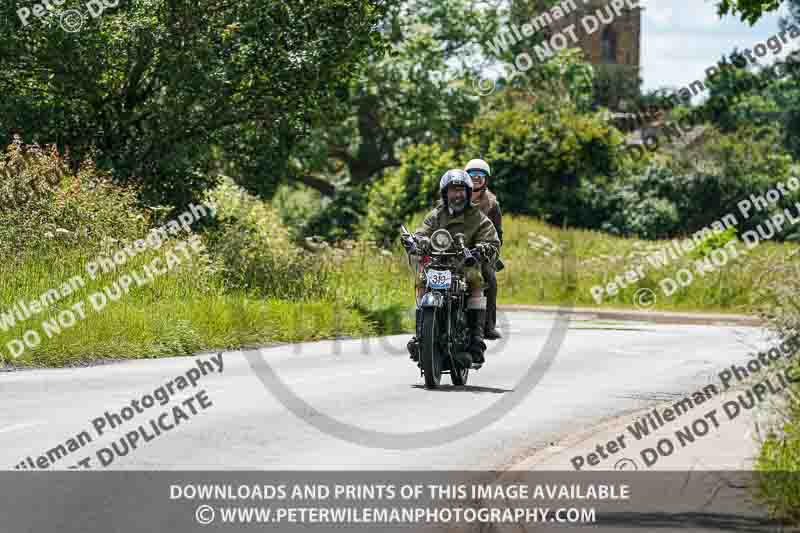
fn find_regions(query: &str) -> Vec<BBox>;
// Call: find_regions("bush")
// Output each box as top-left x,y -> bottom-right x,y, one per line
299,185 -> 369,242
592,63 -> 642,110
756,407 -> 800,522
460,104 -> 635,227
361,143 -> 458,243
360,103 -> 639,242
753,249 -> 800,522
204,178 -> 329,300
591,125 -> 798,239
0,136 -> 148,257
272,184 -> 327,240
689,226 -> 738,260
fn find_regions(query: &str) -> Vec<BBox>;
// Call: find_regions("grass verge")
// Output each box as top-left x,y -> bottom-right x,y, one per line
2,209 -> 797,368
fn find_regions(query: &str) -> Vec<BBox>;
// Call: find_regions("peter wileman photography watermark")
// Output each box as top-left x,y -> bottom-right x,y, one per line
0,202 -> 214,362
471,0 -> 641,97
16,0 -> 121,33
569,336 -> 800,471
13,352 -> 223,469
589,178 -> 800,307
174,481 -> 604,527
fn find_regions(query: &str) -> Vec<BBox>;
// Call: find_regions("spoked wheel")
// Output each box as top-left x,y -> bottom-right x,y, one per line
420,307 -> 442,389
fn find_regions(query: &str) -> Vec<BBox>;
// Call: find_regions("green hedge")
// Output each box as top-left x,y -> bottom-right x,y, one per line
361,105 -> 637,242
360,143 -> 459,243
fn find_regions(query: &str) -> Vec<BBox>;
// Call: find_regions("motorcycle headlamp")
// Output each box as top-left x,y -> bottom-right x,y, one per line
430,229 -> 454,252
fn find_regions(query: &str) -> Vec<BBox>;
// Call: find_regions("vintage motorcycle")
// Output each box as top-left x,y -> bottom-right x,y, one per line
400,225 -> 489,388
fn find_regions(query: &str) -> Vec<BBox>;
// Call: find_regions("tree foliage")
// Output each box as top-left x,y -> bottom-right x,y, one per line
716,0 -> 783,24
287,0 -> 505,197
360,143 -> 458,242
0,0 -> 387,208
591,125 -> 797,238
361,94 -> 635,242
0,137 -> 147,256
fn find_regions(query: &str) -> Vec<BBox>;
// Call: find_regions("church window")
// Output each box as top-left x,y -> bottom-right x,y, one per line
601,27 -> 617,63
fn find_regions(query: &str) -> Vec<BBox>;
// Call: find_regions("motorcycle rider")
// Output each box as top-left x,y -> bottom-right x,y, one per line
405,169 -> 500,367
465,158 -> 503,340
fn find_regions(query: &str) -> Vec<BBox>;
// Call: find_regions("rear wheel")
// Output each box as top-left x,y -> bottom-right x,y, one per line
420,307 -> 441,388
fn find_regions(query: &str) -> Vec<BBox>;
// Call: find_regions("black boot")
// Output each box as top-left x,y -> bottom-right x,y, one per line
407,308 -> 422,361
453,350 -> 473,368
467,308 -> 487,365
484,270 -> 501,340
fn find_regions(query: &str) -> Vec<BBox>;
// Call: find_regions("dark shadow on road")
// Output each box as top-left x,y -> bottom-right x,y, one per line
411,384 -> 512,394
591,512 -> 789,532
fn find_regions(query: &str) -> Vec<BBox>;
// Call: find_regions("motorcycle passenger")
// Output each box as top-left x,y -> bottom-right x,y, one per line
465,158 -> 503,340
405,169 -> 500,367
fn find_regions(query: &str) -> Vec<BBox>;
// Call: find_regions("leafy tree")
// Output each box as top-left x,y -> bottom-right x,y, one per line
592,64 -> 642,110
282,0 -> 508,239
309,0 -> 510,190
361,94 -> 637,242
698,38 -> 800,160
462,102 -> 632,227
360,143 -> 459,242
591,125 -> 798,239
0,0 -> 387,209
716,0 -> 783,24
522,48 -> 596,114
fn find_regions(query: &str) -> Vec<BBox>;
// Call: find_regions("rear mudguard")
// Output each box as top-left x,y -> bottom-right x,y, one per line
420,292 -> 444,308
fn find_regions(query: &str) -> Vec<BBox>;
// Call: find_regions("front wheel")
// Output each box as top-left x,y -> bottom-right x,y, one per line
420,307 -> 442,388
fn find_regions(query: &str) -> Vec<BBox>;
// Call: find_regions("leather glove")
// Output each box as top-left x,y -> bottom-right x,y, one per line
475,243 -> 496,261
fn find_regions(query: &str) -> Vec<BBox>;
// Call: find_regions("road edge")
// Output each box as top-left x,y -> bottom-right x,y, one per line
498,304 -> 761,326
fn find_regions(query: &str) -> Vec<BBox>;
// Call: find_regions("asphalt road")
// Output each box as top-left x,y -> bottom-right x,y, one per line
0,312 -> 775,471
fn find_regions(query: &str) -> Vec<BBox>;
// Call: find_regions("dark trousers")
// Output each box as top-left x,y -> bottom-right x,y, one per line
482,262 -> 497,332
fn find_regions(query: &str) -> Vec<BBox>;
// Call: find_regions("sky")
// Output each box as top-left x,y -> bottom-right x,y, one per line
640,0 -> 797,95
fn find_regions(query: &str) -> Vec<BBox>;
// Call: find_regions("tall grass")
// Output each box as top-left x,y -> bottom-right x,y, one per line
751,249 -> 800,520
2,139 -> 797,369
405,211 -> 789,312
501,214 -> 792,311
0,144 -> 380,367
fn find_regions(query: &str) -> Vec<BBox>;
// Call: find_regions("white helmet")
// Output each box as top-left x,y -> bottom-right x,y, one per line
464,158 -> 491,192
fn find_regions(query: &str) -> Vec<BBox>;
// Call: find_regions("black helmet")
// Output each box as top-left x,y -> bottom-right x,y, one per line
439,169 -> 473,215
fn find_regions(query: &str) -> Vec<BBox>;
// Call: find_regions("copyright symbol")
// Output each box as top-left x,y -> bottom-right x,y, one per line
633,288 -> 656,310
195,505 -> 215,525
615,458 -> 638,470
59,9 -> 84,33
470,76 -> 496,97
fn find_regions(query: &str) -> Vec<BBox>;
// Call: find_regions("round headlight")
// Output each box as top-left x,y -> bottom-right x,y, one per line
430,229 -> 453,251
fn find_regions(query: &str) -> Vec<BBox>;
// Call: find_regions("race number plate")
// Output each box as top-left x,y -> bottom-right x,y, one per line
426,269 -> 452,289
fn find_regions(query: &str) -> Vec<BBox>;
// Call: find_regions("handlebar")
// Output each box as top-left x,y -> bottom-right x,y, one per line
400,226 -> 490,267
455,234 -> 478,268
399,226 -> 419,254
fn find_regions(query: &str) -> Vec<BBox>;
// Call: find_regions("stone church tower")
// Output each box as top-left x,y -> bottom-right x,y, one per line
556,0 -> 642,68
547,0 -> 643,108
511,0 -> 643,108
511,0 -> 643,67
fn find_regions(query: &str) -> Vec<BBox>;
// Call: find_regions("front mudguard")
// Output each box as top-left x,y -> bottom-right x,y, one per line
419,292 -> 444,308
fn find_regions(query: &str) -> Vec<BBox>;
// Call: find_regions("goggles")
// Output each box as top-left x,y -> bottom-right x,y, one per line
467,169 -> 488,179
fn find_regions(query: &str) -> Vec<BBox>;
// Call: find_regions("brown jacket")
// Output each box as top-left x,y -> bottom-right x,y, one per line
473,190 -> 502,245
414,202 -> 500,254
